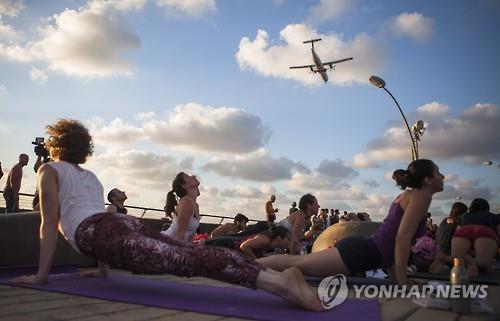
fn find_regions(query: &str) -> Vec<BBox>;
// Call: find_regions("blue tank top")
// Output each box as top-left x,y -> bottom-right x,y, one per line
372,202 -> 426,268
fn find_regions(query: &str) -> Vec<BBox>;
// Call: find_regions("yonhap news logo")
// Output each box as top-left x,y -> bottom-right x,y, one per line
317,274 -> 348,309
317,274 -> 488,310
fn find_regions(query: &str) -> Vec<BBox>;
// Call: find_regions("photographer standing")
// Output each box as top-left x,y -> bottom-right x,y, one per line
3,154 -> 29,213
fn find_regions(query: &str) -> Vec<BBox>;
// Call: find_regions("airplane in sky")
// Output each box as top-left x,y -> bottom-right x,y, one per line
289,38 -> 353,83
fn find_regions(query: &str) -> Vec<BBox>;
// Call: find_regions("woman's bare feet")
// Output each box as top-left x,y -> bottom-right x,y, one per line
278,267 -> 324,311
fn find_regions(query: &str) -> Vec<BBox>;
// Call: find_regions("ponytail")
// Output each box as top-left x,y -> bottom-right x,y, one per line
393,159 -> 436,190
164,190 -> 178,218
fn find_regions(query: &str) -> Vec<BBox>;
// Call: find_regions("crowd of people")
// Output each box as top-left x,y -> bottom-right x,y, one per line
2,118 -> 499,312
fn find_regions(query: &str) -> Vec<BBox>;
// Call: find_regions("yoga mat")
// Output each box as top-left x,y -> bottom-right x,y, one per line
1,268 -> 380,321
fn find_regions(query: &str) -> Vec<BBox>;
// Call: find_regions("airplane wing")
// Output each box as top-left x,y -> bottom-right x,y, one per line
322,57 -> 353,66
289,64 -> 315,69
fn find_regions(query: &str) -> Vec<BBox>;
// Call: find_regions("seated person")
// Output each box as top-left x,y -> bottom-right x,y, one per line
210,213 -> 249,238
451,198 -> 500,277
106,188 -> 128,214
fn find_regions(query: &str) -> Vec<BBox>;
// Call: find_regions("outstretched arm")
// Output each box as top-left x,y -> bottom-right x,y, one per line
13,164 -> 59,284
394,191 -> 430,285
174,198 -> 195,241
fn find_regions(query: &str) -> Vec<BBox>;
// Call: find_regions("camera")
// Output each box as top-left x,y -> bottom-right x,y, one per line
32,137 -> 50,162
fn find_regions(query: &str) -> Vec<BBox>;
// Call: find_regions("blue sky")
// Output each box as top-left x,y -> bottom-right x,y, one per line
1,0 -> 499,221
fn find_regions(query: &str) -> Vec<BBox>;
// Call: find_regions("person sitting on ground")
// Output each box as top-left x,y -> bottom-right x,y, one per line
276,194 -> 320,255
161,173 -> 202,242
257,159 -> 445,286
289,201 -> 298,214
451,198 -> 500,277
12,119 -> 323,312
210,213 -> 249,238
106,188 -> 128,214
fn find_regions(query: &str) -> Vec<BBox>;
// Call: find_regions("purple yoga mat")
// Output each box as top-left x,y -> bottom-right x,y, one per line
1,269 -> 380,321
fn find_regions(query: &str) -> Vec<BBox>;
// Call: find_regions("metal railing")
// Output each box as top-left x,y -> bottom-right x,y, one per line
0,191 -> 260,225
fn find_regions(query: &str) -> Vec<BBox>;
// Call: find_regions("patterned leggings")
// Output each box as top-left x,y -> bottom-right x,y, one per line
75,213 -> 263,288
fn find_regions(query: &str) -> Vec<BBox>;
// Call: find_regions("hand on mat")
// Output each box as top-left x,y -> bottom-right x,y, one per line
12,274 -> 47,285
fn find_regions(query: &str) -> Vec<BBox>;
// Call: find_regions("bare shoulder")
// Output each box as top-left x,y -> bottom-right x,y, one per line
38,163 -> 57,180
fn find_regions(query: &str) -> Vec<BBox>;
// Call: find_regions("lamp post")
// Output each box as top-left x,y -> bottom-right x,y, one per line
483,160 -> 500,169
369,75 -> 419,161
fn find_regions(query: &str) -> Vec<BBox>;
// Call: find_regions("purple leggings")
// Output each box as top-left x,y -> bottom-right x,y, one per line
75,213 -> 263,288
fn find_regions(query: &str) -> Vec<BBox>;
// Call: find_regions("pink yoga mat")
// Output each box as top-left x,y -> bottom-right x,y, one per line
0,267 -> 380,321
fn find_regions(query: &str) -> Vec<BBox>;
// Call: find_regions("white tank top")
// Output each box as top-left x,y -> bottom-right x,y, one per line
47,161 -> 105,252
161,199 -> 200,242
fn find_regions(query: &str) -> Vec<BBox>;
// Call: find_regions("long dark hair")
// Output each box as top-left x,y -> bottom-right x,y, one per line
392,159 -> 436,190
164,172 -> 187,218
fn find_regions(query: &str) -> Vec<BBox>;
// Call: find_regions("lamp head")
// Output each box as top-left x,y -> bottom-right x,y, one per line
369,76 -> 386,88
415,120 -> 425,131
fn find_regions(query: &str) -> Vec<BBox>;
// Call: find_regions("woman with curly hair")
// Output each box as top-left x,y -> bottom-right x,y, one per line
258,159 -> 445,286
13,119 -> 322,311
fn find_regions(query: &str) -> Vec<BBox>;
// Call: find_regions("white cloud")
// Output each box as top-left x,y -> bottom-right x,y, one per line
0,4 -> 141,78
220,186 -> 264,199
29,66 -> 48,84
89,0 -> 147,12
155,0 -> 216,17
0,0 -> 24,17
358,103 -> 500,163
317,158 -> 359,180
88,117 -> 144,145
416,102 -> 450,116
308,0 -> 354,22
144,103 -> 271,153
353,152 -> 380,168
0,83 -> 6,93
0,20 -> 20,41
88,103 -> 270,153
88,149 -> 194,189
315,186 -> 367,201
385,12 -> 434,43
236,23 -> 388,87
363,178 -> 380,188
203,149 -> 309,182
287,172 -> 336,191
435,175 -> 493,201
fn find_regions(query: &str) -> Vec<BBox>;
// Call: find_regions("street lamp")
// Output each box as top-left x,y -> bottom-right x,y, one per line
483,160 -> 500,168
369,75 -> 419,161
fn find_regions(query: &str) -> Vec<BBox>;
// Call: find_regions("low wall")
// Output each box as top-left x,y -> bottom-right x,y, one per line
0,212 -> 96,267
0,212 -> 220,267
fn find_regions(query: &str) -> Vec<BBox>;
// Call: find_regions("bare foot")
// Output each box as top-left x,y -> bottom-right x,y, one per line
279,267 -> 324,312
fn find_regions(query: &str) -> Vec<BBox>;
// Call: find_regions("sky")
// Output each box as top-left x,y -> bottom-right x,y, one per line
0,0 -> 499,222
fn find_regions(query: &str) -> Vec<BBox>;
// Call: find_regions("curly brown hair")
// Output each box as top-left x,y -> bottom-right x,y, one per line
45,119 -> 93,164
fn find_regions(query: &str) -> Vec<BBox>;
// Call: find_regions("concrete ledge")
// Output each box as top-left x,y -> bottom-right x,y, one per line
0,212 -> 96,267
